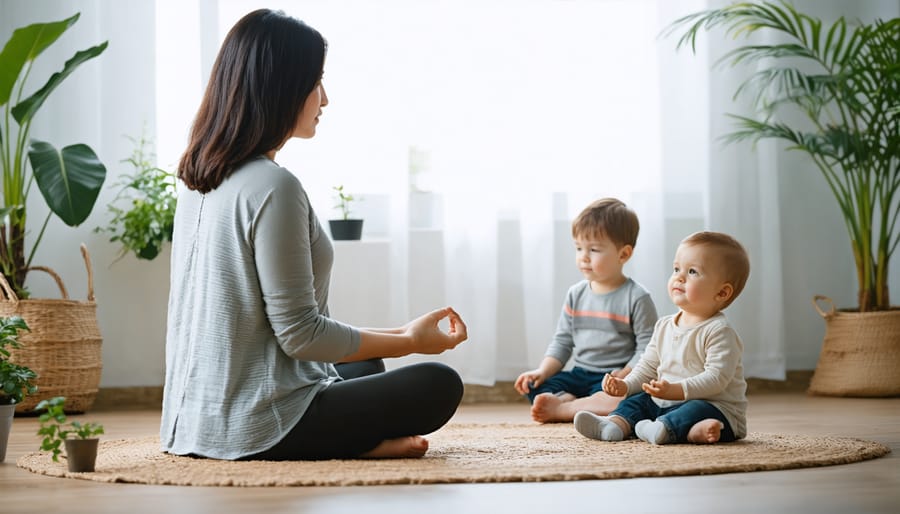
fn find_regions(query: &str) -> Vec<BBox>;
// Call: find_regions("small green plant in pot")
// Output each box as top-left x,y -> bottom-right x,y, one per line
96,134 -> 177,262
37,396 -> 104,472
328,185 -> 364,241
0,315 -> 36,462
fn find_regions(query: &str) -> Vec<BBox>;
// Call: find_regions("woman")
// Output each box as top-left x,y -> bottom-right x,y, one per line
160,9 -> 468,461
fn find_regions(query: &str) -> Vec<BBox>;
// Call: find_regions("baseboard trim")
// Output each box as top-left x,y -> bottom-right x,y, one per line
92,386 -> 163,412
92,371 -> 814,411
745,370 -> 814,394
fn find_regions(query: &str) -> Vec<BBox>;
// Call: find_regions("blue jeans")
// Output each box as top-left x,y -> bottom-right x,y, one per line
610,392 -> 736,443
526,366 -> 616,403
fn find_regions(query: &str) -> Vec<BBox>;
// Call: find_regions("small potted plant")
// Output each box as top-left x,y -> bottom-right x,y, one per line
36,396 -> 104,472
95,132 -> 177,262
328,185 -> 364,241
0,316 -> 36,462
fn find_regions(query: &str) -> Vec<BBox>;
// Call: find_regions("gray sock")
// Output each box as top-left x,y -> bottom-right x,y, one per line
574,411 -> 624,441
635,419 -> 670,444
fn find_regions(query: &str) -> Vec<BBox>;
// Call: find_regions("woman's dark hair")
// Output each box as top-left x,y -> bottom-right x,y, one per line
178,9 -> 326,193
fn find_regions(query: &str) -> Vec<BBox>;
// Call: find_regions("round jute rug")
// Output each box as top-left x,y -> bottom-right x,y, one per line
16,423 -> 890,486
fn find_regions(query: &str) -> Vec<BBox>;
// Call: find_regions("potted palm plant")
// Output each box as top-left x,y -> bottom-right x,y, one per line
0,315 -> 36,462
0,13 -> 108,412
328,185 -> 364,241
667,1 -> 899,396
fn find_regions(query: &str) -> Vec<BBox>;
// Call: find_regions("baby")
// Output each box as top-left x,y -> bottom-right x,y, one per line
574,231 -> 749,444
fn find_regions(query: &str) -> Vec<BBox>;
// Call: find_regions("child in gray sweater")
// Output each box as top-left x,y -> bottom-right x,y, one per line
514,198 -> 658,423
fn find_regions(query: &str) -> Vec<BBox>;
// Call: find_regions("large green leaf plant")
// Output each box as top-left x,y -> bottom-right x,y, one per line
0,13 -> 108,298
666,2 -> 899,312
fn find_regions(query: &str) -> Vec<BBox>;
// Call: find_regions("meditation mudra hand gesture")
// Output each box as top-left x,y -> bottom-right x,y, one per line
404,307 -> 467,354
602,373 -> 628,397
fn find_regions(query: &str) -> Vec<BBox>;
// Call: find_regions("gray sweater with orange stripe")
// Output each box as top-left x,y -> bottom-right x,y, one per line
545,279 -> 658,372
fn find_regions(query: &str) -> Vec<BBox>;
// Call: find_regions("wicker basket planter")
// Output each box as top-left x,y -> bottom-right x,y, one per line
808,295 -> 900,397
0,245 -> 102,413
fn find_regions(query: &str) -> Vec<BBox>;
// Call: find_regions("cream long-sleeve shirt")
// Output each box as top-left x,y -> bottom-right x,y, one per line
160,157 -> 361,459
623,311 -> 748,439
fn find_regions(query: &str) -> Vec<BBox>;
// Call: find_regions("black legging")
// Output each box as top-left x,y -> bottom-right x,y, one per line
246,360 -> 463,460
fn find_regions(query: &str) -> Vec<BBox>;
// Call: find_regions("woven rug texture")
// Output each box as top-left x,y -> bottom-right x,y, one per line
16,423 -> 890,486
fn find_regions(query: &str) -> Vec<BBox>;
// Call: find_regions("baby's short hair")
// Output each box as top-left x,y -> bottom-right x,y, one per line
681,231 -> 751,308
572,198 -> 639,248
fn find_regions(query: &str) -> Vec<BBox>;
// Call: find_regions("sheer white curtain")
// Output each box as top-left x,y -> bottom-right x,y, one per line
157,0 -> 797,384
187,0 -> 790,383
700,0 -> 788,379
657,0 -> 789,380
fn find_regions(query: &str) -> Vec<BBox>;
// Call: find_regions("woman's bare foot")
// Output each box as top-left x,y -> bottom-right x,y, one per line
360,436 -> 429,458
687,419 -> 724,444
531,393 -> 574,423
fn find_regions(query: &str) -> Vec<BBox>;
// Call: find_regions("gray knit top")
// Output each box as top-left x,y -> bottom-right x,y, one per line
160,157 -> 361,460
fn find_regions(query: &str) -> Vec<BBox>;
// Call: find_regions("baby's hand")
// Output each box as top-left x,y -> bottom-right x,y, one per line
642,379 -> 685,400
609,367 -> 631,379
514,370 -> 543,395
602,374 -> 627,397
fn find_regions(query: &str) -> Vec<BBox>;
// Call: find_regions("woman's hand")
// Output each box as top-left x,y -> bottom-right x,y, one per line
345,307 -> 467,362
641,379 -> 685,400
403,307 -> 468,355
602,373 -> 628,397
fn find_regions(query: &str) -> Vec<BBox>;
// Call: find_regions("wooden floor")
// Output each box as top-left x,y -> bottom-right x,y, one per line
1,393 -> 898,514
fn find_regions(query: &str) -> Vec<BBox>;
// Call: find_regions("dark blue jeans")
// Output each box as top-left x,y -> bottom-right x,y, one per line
610,392 -> 736,443
526,366 -> 615,403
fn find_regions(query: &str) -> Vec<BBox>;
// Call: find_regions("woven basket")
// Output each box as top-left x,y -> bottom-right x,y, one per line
807,295 -> 900,397
1,244 -> 102,413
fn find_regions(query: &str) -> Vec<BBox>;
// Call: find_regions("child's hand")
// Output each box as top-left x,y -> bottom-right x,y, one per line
602,373 -> 627,397
641,379 -> 685,400
514,370 -> 543,395
609,366 -> 631,379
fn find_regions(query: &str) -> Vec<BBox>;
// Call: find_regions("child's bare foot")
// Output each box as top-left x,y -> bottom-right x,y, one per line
687,419 -> 724,444
360,436 -> 429,458
531,393 -> 574,423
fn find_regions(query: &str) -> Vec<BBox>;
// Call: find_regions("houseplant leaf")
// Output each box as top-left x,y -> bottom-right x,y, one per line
28,141 -> 107,227
665,1 -> 899,311
0,14 -> 78,106
10,41 -> 108,125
